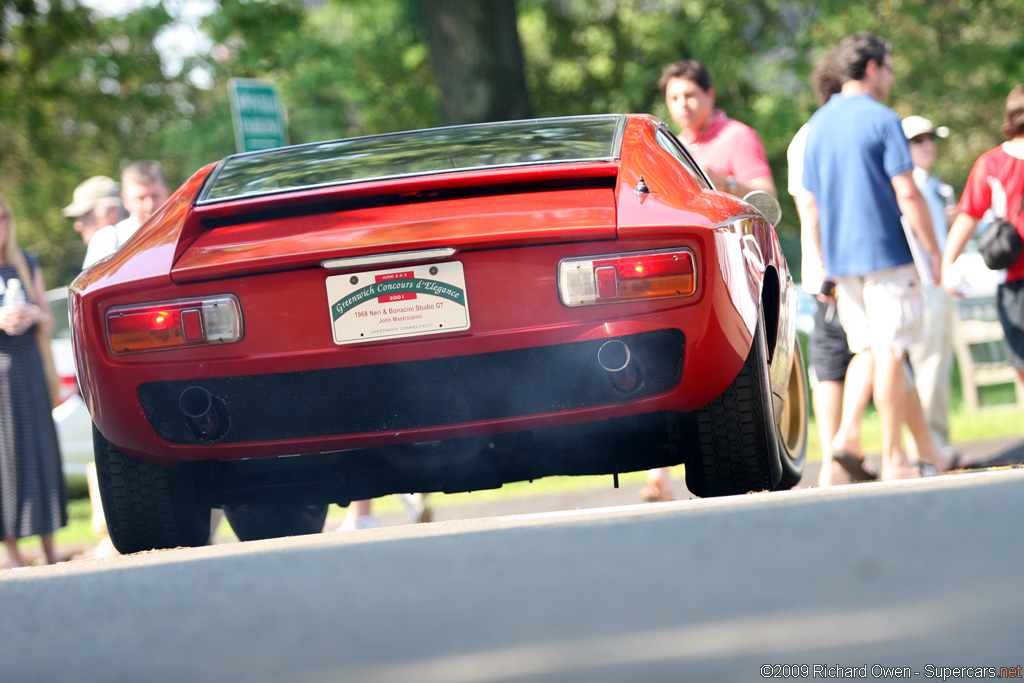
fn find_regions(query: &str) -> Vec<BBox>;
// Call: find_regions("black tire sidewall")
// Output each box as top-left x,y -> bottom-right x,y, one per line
92,425 -> 211,553
686,312 -> 781,497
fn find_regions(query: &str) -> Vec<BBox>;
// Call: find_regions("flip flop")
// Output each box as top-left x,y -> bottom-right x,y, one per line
920,448 -> 977,475
941,449 -> 974,473
832,450 -> 878,482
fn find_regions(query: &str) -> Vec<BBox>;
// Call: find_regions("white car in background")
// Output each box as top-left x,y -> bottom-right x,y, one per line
48,287 -> 93,487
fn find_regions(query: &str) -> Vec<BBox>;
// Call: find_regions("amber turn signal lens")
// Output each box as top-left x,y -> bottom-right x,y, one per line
558,248 -> 696,306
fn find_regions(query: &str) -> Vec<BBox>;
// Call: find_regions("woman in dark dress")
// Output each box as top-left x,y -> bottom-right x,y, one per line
0,197 -> 67,567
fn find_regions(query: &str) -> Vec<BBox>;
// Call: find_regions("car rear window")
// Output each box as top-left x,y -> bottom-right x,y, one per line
197,115 -> 626,204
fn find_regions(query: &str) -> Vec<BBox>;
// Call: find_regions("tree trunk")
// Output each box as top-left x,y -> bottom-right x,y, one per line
416,0 -> 532,125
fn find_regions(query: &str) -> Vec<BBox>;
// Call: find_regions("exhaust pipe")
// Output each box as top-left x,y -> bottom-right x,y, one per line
598,340 -> 641,392
179,386 -> 226,440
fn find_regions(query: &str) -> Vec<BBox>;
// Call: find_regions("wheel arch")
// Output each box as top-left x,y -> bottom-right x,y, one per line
760,264 -> 781,364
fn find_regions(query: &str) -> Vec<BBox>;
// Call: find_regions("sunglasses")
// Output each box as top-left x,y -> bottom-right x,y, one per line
910,134 -> 936,144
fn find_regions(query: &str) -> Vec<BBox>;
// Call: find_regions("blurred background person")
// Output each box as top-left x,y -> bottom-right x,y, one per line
789,51 -> 876,486
659,59 -> 777,198
84,161 -> 169,268
902,115 -> 958,464
943,85 -> 1024,385
339,494 -> 431,531
0,197 -> 67,567
62,176 -> 124,249
802,32 -> 951,480
63,175 -> 126,559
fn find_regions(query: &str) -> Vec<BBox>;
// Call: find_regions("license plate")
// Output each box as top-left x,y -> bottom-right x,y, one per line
325,261 -> 471,344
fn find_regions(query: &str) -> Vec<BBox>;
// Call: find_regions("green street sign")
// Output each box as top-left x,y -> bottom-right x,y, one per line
228,78 -> 289,153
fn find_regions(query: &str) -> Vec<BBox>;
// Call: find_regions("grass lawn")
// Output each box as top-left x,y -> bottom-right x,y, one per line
18,386 -> 1024,555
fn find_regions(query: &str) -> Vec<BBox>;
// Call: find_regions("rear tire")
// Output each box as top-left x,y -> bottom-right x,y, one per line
93,425 -> 211,554
224,503 -> 329,542
686,312 -> 781,497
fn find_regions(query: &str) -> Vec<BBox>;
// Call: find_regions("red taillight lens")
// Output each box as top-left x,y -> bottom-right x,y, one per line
558,249 -> 696,306
106,295 -> 243,354
595,266 -> 618,298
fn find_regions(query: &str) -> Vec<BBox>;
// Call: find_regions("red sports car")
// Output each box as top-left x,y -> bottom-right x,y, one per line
70,114 -> 808,553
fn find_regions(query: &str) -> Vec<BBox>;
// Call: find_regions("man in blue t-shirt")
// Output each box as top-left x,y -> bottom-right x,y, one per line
801,32 -> 946,480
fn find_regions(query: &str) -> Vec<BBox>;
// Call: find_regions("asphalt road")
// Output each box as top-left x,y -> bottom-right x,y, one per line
392,434 -> 1024,525
2,448 -> 1023,682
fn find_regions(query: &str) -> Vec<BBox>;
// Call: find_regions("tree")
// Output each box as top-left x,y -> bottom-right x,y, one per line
415,0 -> 532,125
0,1 -> 201,286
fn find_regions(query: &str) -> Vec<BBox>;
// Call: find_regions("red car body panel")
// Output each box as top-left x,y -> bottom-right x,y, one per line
173,185 -> 617,283
70,115 -> 798,478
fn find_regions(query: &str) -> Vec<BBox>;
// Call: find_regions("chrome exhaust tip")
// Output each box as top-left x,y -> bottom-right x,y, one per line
179,385 -> 226,440
598,340 -> 641,392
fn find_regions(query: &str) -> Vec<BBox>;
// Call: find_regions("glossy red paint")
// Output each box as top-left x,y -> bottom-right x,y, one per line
172,186 -> 618,283
70,115 -> 799,471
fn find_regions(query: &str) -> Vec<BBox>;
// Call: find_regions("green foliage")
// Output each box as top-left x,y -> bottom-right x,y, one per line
780,0 -> 1024,193
1,0 -> 439,286
1,1 -> 204,287
188,0 -> 438,148
518,0 -> 782,122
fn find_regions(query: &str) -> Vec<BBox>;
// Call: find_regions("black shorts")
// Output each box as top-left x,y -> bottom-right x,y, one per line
997,280 -> 1024,369
809,298 -> 854,382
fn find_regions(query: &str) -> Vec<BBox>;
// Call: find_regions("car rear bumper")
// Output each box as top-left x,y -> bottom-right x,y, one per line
139,328 -> 685,446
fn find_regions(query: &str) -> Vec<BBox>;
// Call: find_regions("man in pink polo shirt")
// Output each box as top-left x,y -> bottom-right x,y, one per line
659,59 -> 777,198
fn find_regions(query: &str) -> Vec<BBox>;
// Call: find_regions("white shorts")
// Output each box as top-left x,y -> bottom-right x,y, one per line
835,263 -> 924,355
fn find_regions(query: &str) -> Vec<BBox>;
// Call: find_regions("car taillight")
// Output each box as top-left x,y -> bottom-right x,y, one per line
106,295 -> 243,354
558,249 -> 696,306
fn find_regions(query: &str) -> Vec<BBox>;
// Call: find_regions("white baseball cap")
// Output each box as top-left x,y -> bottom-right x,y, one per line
902,115 -> 950,141
62,176 -> 122,218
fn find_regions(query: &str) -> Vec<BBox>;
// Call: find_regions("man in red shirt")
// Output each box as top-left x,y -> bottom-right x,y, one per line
943,84 -> 1024,383
659,59 -> 777,198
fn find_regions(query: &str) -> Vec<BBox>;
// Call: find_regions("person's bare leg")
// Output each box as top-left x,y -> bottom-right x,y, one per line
40,533 -> 59,565
353,499 -> 372,518
906,386 -> 977,473
86,462 -> 106,536
907,287 -> 955,459
813,380 -> 844,487
904,383 -> 940,462
830,351 -> 874,457
3,538 -> 25,568
874,348 -> 909,480
642,467 -> 672,502
86,461 -> 121,558
339,499 -> 377,531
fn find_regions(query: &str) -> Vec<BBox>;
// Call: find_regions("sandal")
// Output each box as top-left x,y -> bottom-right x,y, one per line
939,448 -> 974,474
832,450 -> 878,482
